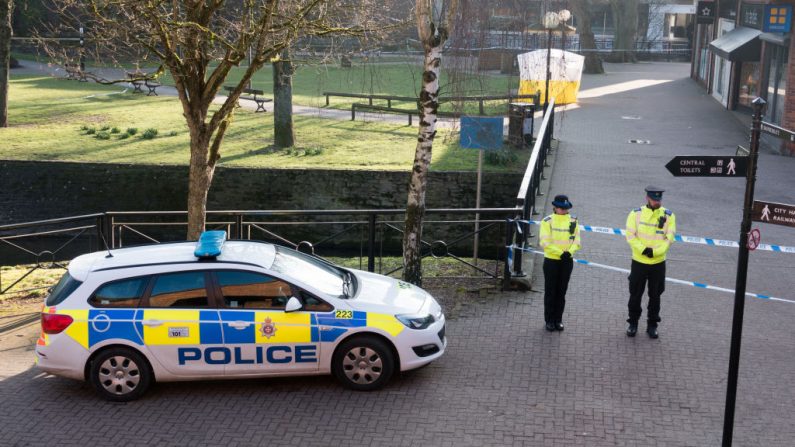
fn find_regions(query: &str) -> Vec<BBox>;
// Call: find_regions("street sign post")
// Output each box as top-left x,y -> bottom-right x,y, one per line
665,156 -> 748,177
760,121 -> 795,143
722,98 -> 766,447
752,200 -> 795,227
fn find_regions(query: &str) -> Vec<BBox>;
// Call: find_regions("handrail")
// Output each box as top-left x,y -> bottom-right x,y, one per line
516,97 -> 556,210
0,213 -> 104,231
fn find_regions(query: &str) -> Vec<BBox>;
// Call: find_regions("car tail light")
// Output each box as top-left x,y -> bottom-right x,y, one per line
41,313 -> 73,334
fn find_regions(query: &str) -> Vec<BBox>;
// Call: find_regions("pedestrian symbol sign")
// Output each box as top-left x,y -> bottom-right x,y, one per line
665,156 -> 748,177
751,200 -> 795,228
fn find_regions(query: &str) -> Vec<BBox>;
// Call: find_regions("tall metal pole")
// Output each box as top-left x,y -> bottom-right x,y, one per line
721,97 -> 765,447
79,26 -> 85,71
544,28 -> 552,114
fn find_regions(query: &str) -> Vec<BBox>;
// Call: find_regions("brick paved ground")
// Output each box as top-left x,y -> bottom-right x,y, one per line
1,62 -> 794,446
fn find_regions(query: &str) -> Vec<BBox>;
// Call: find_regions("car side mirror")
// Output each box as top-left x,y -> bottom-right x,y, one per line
285,296 -> 302,313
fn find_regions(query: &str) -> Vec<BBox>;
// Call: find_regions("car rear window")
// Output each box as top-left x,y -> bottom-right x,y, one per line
46,272 -> 83,306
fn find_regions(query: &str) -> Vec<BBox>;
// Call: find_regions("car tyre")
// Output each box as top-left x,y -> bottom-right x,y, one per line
332,336 -> 394,391
89,347 -> 152,402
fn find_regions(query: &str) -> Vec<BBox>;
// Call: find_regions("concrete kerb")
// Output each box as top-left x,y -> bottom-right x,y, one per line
509,137 -> 560,291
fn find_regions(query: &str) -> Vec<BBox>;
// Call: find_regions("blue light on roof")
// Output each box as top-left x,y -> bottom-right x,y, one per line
195,231 -> 227,259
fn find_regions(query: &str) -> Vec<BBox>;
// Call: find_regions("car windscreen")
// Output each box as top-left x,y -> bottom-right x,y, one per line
270,247 -> 346,297
46,272 -> 83,306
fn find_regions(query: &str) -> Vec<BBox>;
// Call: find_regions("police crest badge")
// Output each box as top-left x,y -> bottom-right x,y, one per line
260,317 -> 277,339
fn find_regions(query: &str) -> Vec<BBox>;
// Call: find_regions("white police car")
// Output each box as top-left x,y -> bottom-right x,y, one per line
36,231 -> 446,401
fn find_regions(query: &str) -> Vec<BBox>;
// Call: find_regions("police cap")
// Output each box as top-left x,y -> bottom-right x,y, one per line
645,185 -> 664,201
551,194 -> 573,209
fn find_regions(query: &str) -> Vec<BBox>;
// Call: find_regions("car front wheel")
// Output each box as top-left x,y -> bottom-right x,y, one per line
89,347 -> 152,402
332,336 -> 395,391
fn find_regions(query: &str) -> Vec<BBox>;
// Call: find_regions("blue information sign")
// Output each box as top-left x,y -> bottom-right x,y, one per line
459,116 -> 504,150
764,5 -> 792,33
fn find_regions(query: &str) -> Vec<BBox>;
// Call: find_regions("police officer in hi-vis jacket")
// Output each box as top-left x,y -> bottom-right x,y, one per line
625,186 -> 676,339
539,195 -> 581,332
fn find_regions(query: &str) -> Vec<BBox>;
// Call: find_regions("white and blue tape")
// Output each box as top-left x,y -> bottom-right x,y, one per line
507,245 -> 794,304
514,219 -> 795,254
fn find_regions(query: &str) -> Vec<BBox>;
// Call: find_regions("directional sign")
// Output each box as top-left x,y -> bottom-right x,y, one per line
752,200 -> 795,228
665,156 -> 748,177
760,121 -> 795,142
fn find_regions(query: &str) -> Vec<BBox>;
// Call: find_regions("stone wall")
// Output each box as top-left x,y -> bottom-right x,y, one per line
0,160 -> 523,223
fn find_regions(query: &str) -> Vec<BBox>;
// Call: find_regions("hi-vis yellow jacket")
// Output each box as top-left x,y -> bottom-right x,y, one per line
539,214 -> 581,260
625,205 -> 676,264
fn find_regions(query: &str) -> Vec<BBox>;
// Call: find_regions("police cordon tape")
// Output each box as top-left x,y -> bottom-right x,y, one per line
511,219 -> 795,254
506,245 -> 795,305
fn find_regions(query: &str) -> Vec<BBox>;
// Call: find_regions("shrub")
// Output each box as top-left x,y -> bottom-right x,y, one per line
99,125 -> 110,131
167,130 -> 178,137
141,128 -> 158,140
95,131 -> 111,140
79,125 -> 89,131
126,128 -> 138,135
305,147 -> 324,156
85,128 -> 96,135
118,133 -> 130,140
110,127 -> 120,134
485,149 -> 518,166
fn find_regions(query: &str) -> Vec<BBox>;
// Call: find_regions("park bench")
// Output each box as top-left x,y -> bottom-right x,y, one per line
64,64 -> 90,82
145,79 -> 161,96
223,86 -> 272,112
126,71 -> 146,93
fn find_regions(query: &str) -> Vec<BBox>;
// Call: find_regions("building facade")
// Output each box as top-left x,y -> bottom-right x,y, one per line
693,0 -> 794,155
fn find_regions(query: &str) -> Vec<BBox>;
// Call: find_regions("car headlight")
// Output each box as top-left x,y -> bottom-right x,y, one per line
395,313 -> 435,330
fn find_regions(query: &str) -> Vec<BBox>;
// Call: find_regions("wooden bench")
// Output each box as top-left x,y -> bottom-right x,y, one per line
223,86 -> 272,112
126,71 -> 145,93
145,79 -> 161,96
64,64 -> 90,82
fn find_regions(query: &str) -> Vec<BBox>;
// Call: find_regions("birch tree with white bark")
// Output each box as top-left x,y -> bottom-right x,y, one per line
402,0 -> 458,286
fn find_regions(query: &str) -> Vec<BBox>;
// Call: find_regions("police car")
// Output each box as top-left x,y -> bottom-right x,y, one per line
36,231 -> 446,401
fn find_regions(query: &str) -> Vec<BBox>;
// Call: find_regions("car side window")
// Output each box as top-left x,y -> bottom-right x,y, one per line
148,272 -> 209,308
300,291 -> 334,312
215,270 -> 291,310
89,277 -> 149,308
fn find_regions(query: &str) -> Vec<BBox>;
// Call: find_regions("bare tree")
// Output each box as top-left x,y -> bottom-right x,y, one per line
569,0 -> 604,73
272,48 -> 294,148
402,0 -> 458,286
0,0 -> 12,128
609,0 -> 637,62
44,0 -> 392,239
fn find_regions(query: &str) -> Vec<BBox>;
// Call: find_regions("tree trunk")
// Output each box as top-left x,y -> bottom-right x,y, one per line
569,0 -> 604,74
273,49 -> 294,148
402,44 -> 442,286
186,130 -> 214,240
611,0 -> 638,63
0,0 -> 12,128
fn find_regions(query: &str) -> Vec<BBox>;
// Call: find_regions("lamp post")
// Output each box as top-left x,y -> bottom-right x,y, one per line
542,9 -> 571,113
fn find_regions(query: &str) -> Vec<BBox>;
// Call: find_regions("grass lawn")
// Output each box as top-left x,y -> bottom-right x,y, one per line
1,74 -> 530,172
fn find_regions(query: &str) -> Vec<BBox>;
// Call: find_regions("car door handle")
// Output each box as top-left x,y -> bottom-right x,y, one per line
319,326 -> 333,332
228,321 -> 251,329
142,320 -> 163,327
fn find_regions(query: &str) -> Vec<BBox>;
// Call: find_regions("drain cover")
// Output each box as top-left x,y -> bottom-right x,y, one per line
628,139 -> 652,144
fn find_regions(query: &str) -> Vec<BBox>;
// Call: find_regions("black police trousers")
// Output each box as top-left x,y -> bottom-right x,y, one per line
543,257 -> 574,323
627,260 -> 666,326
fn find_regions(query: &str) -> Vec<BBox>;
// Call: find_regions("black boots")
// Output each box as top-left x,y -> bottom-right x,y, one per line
626,322 -> 638,337
647,325 -> 659,339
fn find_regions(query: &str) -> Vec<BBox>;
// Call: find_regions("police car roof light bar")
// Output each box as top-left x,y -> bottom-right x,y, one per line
195,230 -> 227,259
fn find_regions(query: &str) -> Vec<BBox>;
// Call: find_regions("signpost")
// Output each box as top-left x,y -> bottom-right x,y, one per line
760,121 -> 795,143
665,155 -> 748,177
460,117 -> 504,265
752,200 -> 795,227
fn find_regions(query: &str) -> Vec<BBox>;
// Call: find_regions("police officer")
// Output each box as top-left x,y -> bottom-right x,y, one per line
625,186 -> 676,338
539,195 -> 581,332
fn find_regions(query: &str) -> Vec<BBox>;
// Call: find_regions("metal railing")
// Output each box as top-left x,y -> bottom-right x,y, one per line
505,97 -> 557,283
326,91 -> 541,116
0,213 -> 105,296
0,208 -> 521,297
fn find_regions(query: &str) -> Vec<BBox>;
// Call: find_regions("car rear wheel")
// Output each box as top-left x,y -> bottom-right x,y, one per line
332,336 -> 395,391
89,347 -> 152,402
